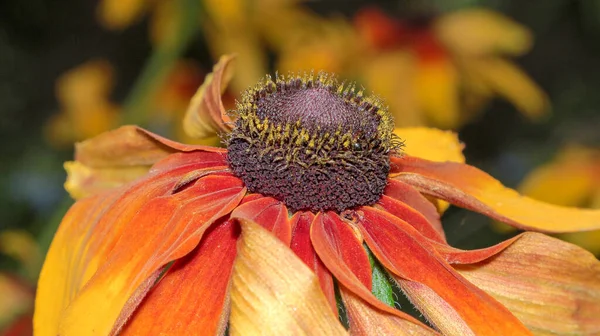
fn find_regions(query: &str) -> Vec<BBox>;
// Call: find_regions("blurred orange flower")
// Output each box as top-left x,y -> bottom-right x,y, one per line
35,56 -> 600,335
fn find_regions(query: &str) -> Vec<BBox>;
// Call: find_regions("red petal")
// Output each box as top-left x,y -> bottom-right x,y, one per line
383,179 -> 443,236
289,212 -> 337,316
310,212 -> 432,330
376,195 -> 445,243
121,219 -> 239,335
357,206 -> 531,335
58,175 -> 245,335
230,196 -> 291,245
391,155 -> 600,232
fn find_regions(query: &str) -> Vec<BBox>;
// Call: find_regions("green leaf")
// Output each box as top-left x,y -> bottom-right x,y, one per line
366,245 -> 395,307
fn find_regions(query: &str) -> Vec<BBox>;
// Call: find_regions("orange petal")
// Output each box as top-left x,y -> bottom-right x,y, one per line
230,196 -> 291,245
357,206 -> 530,335
391,155 -> 600,232
121,218 -> 239,335
40,173 -> 245,336
183,54 -> 235,139
66,125 -> 226,198
456,232 -> 600,335
383,179 -> 443,237
310,212 -> 433,330
431,234 -> 522,264
341,288 -> 438,336
376,195 -> 445,243
230,218 -> 346,335
289,212 -> 337,316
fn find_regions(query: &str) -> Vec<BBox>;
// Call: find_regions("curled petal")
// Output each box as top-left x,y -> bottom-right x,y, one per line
455,232 -> 600,335
67,125 -> 226,198
432,234 -> 522,264
230,218 -> 346,335
183,54 -> 235,139
341,289 -> 437,336
310,212 -> 432,331
290,212 -> 337,316
357,206 -> 530,335
121,219 -> 239,335
391,156 -> 600,232
230,196 -> 291,245
52,175 -> 245,336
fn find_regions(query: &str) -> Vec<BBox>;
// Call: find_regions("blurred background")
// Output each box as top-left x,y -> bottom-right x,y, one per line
1,0 -> 599,333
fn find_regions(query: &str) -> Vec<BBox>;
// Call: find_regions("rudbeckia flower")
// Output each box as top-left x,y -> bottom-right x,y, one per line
35,56 -> 600,335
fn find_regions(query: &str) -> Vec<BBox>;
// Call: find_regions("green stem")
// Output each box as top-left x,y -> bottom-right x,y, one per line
121,0 -> 201,125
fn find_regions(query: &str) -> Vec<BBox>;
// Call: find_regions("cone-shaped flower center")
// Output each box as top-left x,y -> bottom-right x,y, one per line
227,73 -> 398,212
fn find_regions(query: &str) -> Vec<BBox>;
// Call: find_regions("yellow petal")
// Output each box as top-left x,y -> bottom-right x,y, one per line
394,127 -> 465,213
56,59 -> 114,108
0,230 -> 40,277
472,58 -> 549,119
435,8 -> 532,56
96,0 -> 149,30
394,127 -> 465,163
183,54 -> 236,139
455,233 -> 600,335
230,218 -> 347,335
415,56 -> 461,129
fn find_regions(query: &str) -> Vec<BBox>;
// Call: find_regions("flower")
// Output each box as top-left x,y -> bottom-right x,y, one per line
35,56 -> 600,335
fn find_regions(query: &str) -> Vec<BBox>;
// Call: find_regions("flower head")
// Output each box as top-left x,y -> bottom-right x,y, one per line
35,56 -> 600,335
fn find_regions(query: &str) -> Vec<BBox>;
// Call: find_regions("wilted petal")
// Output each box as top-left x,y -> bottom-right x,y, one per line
183,54 -> 235,139
341,289 -> 437,336
357,206 -> 530,335
391,156 -> 600,232
230,196 -> 291,245
382,179 -> 443,237
290,212 -> 337,316
230,218 -> 346,335
455,232 -> 600,335
67,125 -> 226,198
310,212 -> 432,330
43,174 -> 244,336
121,219 -> 239,335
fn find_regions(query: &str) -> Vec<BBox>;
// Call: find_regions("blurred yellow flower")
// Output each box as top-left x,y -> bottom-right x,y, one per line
507,146 -> 600,254
45,60 -> 120,148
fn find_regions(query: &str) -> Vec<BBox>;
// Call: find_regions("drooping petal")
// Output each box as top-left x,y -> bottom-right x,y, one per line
66,125 -> 226,198
341,289 -> 437,336
310,212 -> 433,331
230,218 -> 346,335
391,155 -> 600,232
121,218 -> 239,335
46,174 -> 245,336
230,196 -> 291,245
289,212 -> 337,316
357,206 -> 531,335
183,54 -> 235,139
431,234 -> 522,264
455,232 -> 600,335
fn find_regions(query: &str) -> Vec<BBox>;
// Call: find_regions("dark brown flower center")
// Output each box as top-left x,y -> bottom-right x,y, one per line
226,73 -> 399,212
